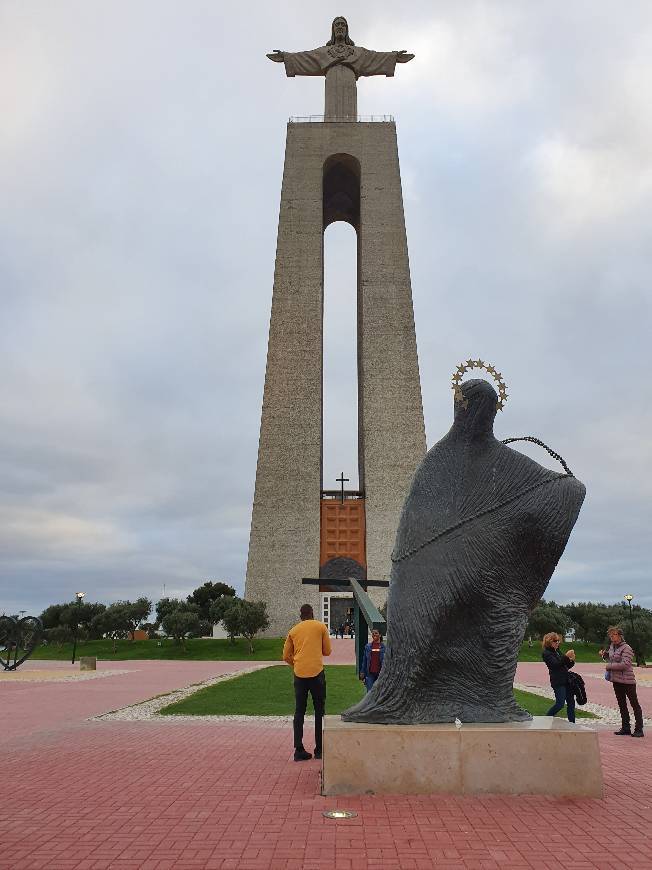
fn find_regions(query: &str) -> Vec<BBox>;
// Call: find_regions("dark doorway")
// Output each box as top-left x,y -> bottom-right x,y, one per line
329,597 -> 355,635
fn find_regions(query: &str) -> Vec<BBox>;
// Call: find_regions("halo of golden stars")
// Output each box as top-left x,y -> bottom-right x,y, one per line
451,359 -> 509,411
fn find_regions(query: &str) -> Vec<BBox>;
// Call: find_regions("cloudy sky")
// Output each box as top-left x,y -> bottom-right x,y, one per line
1,0 -> 650,618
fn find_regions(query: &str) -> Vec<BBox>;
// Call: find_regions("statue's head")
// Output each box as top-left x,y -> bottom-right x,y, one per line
453,379 -> 498,434
327,16 -> 355,46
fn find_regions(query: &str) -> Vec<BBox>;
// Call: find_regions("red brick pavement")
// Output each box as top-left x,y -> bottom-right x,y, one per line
5,661 -> 272,739
2,659 -> 651,870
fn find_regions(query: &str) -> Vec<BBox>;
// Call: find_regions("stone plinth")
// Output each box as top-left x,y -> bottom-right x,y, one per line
322,716 -> 603,797
79,656 -> 97,671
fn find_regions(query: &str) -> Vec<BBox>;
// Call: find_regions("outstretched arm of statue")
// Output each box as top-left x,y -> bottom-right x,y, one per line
269,49 -> 324,78
355,48 -> 413,78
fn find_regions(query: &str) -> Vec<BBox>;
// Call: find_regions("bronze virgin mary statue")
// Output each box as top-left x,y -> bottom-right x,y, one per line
343,376 -> 586,725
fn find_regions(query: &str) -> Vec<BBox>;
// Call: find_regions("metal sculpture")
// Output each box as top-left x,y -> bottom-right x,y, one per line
451,359 -> 508,410
0,615 -> 43,670
342,375 -> 586,724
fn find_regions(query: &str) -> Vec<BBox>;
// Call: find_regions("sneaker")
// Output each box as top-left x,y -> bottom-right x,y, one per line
314,749 -> 322,760
294,749 -> 312,761
614,728 -> 632,736
632,730 -> 645,738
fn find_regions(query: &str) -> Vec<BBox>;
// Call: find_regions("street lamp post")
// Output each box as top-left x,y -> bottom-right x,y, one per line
71,591 -> 86,665
623,594 -> 641,667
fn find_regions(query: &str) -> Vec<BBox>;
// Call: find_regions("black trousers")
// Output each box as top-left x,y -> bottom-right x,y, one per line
612,681 -> 644,731
293,670 -> 326,752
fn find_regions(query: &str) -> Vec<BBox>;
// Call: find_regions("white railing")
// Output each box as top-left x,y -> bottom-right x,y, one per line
289,114 -> 395,123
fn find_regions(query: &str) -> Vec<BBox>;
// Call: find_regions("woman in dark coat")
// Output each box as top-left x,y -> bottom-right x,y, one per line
542,632 -> 576,722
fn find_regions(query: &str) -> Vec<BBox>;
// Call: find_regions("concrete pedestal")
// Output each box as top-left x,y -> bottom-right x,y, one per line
322,716 -> 603,797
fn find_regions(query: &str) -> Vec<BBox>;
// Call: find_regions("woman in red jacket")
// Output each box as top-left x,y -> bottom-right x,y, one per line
359,629 -> 385,692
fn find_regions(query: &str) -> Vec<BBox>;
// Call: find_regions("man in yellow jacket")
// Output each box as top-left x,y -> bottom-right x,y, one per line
283,603 -> 332,761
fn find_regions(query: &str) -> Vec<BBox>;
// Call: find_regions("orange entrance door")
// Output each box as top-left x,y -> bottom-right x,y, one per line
319,498 -> 366,569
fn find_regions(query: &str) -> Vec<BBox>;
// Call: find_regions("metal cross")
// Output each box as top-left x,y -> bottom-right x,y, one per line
336,471 -> 349,503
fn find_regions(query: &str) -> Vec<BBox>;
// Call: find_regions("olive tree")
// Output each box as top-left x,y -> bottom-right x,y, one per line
210,596 -> 240,644
161,609 -> 201,650
92,604 -> 132,653
238,601 -> 270,653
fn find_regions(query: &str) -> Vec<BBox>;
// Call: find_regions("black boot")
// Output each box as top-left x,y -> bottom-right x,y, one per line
632,729 -> 645,738
294,749 -> 312,761
614,727 -> 631,735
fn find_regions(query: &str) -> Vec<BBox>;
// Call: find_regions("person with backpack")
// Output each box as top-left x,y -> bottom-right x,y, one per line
542,632 -> 576,723
600,626 -> 644,737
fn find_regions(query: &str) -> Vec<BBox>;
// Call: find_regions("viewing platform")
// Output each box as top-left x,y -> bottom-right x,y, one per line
289,114 -> 395,123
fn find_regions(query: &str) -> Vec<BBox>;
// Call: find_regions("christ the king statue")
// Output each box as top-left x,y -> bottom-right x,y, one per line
267,16 -> 414,119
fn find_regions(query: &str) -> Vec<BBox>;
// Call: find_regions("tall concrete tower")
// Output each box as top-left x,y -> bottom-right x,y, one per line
245,17 -> 426,636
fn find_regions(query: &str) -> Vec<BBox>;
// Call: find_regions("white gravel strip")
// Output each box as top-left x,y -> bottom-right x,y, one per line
1,668 -> 131,683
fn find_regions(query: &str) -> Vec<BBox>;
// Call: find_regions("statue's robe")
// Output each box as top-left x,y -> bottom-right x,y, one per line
342,379 -> 586,725
281,45 -> 399,119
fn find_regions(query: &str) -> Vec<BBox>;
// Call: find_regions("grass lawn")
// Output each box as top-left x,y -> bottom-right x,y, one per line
159,665 -> 596,719
29,637 -> 285,661
30,637 -> 605,663
161,665 -> 365,716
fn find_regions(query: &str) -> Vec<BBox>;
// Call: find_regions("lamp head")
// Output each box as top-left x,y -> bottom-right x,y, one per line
75,591 -> 86,601
624,594 -> 634,603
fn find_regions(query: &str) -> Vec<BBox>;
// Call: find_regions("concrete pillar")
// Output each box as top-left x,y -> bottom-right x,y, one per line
245,121 -> 426,635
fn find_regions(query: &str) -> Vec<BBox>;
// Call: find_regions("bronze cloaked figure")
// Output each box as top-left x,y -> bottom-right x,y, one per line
342,374 -> 586,724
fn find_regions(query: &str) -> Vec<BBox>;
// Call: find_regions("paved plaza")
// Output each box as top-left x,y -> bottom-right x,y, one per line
2,647 -> 651,870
